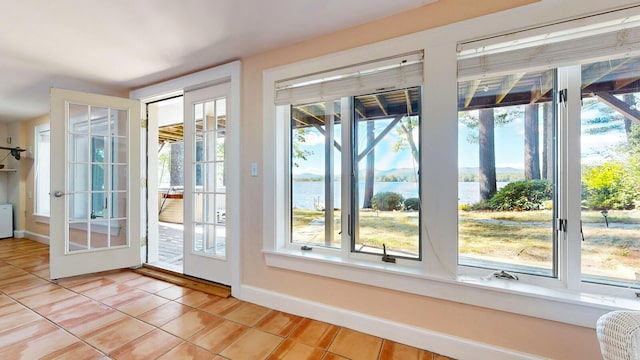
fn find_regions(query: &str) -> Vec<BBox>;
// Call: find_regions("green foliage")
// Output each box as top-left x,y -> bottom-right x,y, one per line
458,107 -> 523,144
582,162 -> 636,210
485,179 -> 553,211
404,197 -> 420,211
371,192 -> 405,211
291,128 -> 313,168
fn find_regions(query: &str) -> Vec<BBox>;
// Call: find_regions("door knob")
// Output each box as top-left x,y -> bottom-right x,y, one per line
53,191 -> 65,197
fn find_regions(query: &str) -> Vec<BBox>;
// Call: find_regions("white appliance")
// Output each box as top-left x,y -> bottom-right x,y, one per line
0,204 -> 12,238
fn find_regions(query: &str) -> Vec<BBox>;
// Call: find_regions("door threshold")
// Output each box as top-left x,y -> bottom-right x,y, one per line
136,264 -> 231,298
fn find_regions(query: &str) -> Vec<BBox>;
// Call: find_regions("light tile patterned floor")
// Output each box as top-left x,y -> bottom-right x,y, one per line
0,238 -> 454,360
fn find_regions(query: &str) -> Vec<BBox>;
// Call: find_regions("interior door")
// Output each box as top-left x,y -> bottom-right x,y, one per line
183,84 -> 231,285
50,88 -> 142,279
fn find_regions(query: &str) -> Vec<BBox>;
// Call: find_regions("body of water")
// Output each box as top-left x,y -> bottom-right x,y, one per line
292,181 -> 506,209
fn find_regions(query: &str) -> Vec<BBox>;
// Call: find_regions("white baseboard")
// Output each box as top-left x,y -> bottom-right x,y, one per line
24,231 -> 49,245
240,285 -> 543,360
13,230 -> 25,238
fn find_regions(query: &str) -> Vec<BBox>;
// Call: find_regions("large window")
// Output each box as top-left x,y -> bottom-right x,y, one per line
456,17 -> 640,288
264,7 -> 640,327
283,53 -> 423,261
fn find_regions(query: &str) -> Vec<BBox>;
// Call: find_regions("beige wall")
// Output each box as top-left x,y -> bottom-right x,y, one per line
239,0 -> 603,359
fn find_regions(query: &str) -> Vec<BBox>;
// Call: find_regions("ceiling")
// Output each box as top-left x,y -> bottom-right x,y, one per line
0,0 -> 436,123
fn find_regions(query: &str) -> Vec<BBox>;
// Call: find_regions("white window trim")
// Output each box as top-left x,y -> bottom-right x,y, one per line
34,123 -> 50,218
263,1 -> 640,328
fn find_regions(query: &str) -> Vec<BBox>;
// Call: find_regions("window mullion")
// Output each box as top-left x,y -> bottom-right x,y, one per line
325,100 -> 335,247
341,97 -> 353,257
557,64 -> 583,291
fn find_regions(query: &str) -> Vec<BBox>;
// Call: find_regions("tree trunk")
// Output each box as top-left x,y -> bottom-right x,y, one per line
524,104 -> 541,180
363,120 -> 375,208
624,93 -> 637,143
479,108 -> 497,201
542,102 -> 554,180
170,142 -> 184,188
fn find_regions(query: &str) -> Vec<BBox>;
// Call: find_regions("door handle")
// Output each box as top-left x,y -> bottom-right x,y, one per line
53,191 -> 65,197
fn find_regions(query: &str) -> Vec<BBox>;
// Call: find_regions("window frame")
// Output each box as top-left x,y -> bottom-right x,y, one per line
262,3 -> 640,329
34,122 -> 51,218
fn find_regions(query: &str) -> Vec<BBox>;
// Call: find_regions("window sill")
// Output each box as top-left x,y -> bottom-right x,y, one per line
33,214 -> 50,224
263,248 -> 640,328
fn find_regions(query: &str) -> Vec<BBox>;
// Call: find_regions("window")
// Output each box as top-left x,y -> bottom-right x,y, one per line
281,53 -> 423,261
34,123 -> 50,216
264,7 -> 640,327
456,16 -> 640,288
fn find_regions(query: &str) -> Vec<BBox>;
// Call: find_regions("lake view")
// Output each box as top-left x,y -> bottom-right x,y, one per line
291,181 -> 505,209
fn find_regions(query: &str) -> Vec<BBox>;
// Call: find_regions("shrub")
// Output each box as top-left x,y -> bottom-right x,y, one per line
582,162 -> 636,210
404,197 -> 420,210
486,179 -> 552,211
371,192 -> 404,211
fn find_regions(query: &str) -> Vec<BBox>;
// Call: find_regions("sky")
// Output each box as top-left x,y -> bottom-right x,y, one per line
292,117 -> 419,175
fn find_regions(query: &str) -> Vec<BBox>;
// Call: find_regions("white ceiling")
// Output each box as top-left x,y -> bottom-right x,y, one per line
0,0 -> 436,123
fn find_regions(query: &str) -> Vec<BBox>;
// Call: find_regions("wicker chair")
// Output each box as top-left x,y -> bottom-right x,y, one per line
597,311 -> 640,360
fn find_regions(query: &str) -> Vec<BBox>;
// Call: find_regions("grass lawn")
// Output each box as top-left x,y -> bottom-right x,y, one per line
293,208 -> 640,281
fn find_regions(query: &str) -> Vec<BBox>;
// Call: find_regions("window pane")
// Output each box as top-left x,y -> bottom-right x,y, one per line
457,69 -> 556,276
35,126 -> 51,216
69,104 -> 89,133
191,96 -> 227,259
353,88 -> 421,259
581,55 -> 640,285
290,100 -> 341,249
90,107 -> 108,135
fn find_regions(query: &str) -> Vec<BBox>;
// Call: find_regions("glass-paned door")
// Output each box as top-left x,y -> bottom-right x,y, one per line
183,83 -> 231,285
50,88 -> 141,279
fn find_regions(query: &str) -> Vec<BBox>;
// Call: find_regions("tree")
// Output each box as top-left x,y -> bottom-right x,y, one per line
478,108 -> 497,201
542,103 -> 553,180
363,120 -> 375,208
291,128 -> 313,168
170,142 -> 184,187
524,104 -> 541,180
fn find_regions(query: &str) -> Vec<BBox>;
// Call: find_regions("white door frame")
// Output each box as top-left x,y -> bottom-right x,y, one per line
130,61 -> 242,297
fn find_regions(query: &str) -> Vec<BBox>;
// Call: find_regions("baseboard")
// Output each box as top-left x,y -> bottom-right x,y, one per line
240,285 -> 543,360
24,231 -> 49,245
13,230 -> 25,238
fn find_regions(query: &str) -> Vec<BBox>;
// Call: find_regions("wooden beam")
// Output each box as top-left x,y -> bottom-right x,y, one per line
530,71 -> 554,104
295,105 -> 324,124
595,91 -> 640,125
354,99 -> 367,119
464,80 -> 481,108
405,89 -> 413,114
496,73 -> 525,104
357,115 -> 403,162
582,58 -> 631,89
312,124 -> 342,153
614,76 -> 640,91
373,94 -> 389,116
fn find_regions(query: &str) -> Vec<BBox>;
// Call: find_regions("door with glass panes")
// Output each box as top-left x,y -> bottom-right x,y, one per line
183,83 -> 231,285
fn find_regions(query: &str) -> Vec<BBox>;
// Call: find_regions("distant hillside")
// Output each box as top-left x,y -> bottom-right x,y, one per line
459,167 -> 524,182
459,166 -> 523,174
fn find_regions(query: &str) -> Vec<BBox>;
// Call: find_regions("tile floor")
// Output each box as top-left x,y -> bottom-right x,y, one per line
0,238 -> 454,360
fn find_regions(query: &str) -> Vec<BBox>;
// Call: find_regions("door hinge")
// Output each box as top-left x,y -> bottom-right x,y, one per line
558,89 -> 568,104
557,218 -> 567,232
141,178 -> 147,188
141,236 -> 147,246
141,119 -> 147,128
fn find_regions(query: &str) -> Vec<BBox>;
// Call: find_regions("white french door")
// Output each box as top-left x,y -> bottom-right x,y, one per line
183,84 -> 232,285
50,88 -> 142,279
